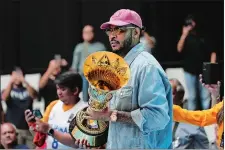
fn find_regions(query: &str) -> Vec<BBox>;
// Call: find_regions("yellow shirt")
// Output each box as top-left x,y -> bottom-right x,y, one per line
173,101 -> 224,149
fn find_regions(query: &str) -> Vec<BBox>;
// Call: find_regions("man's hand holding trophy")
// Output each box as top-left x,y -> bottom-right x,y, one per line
69,51 -> 130,148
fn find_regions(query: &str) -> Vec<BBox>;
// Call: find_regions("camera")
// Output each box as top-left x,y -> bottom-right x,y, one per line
184,18 -> 193,26
184,14 -> 195,26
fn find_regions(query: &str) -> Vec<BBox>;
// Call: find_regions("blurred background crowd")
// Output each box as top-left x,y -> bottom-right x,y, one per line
0,0 -> 224,149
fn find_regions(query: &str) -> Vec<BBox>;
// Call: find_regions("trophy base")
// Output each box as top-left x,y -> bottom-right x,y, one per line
69,107 -> 108,148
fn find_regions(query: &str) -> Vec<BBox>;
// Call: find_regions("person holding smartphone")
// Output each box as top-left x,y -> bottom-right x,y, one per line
25,71 -> 89,149
177,14 -> 217,111
39,55 -> 69,109
1,66 -> 38,148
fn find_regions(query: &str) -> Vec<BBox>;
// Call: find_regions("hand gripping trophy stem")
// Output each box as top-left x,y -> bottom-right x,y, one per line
69,51 -> 130,148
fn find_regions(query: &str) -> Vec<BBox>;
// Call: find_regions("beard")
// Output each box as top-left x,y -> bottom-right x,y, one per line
112,32 -> 133,57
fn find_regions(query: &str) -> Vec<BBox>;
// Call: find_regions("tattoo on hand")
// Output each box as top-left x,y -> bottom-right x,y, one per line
117,111 -> 136,125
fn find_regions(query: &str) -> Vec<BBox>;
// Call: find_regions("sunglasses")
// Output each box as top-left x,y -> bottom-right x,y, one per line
105,26 -> 136,36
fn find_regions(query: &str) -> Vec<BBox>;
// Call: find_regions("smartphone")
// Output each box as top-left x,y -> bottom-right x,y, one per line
202,62 -> 222,84
33,110 -> 43,119
30,110 -> 43,122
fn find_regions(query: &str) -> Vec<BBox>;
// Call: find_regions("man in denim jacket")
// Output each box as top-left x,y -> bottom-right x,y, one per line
84,9 -> 173,149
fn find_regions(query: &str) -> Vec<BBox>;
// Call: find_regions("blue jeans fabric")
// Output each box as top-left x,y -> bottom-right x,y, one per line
184,71 -> 211,110
173,122 -> 209,149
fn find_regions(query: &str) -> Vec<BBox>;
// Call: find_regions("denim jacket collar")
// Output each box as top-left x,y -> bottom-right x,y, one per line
124,43 -> 144,66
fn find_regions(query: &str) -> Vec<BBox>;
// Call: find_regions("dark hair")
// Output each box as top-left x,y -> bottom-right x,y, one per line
169,78 -> 185,106
131,24 -> 144,38
54,71 -> 83,93
12,66 -> 24,76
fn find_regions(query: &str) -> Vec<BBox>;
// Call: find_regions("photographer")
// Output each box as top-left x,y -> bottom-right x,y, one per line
177,14 -> 217,110
39,57 -> 69,109
1,67 -> 38,148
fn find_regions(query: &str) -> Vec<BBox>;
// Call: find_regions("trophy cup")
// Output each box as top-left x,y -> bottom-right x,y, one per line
69,51 -> 130,148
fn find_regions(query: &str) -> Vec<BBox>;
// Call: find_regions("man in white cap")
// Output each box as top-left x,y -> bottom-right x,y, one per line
84,9 -> 173,149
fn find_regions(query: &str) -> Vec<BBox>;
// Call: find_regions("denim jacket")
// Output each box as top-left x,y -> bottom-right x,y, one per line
106,43 -> 173,149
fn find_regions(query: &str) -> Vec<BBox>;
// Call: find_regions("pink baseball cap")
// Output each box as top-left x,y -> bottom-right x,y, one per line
100,9 -> 143,29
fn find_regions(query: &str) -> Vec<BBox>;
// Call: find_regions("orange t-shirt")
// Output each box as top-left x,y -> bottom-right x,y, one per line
173,101 -> 224,149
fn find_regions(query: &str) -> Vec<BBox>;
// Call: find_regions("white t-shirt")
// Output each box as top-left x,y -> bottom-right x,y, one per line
45,100 -> 88,149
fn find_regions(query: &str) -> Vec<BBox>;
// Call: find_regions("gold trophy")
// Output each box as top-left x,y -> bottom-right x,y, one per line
69,51 -> 130,148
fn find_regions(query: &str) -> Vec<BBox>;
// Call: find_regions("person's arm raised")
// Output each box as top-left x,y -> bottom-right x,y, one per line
177,26 -> 191,53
